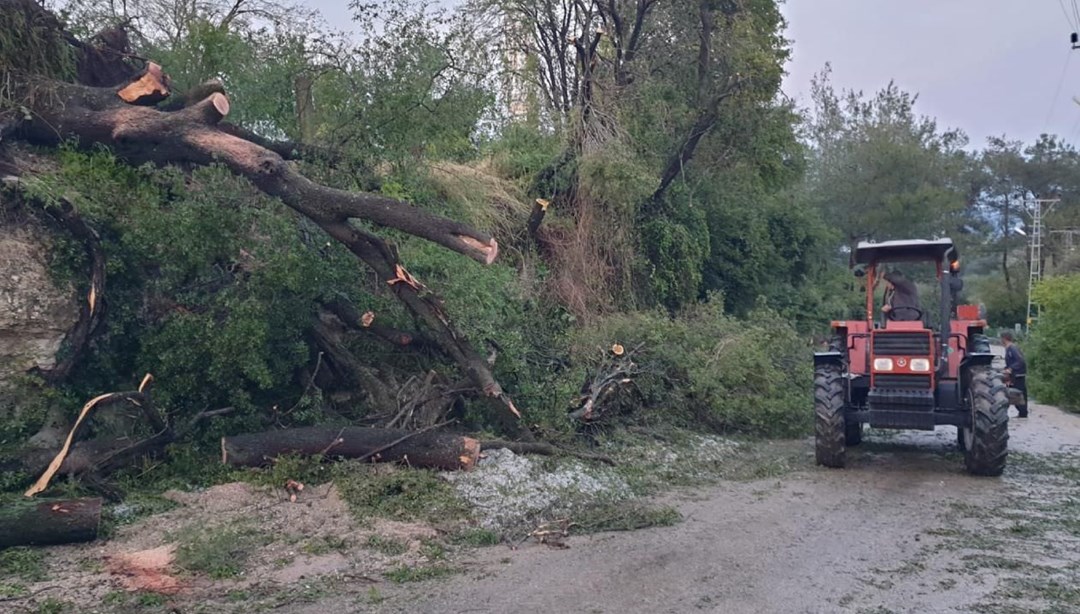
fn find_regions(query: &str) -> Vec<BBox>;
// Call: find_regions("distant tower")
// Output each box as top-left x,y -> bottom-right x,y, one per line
500,15 -> 530,122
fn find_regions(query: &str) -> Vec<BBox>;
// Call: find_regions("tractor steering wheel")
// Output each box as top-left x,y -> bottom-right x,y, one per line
887,305 -> 924,321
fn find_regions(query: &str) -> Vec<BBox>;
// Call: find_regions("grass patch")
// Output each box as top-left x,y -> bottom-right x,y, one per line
996,577 -> 1080,605
1009,451 -> 1080,480
364,535 -> 408,556
571,501 -> 681,534
0,547 -> 47,581
174,522 -> 271,579
450,527 -> 502,547
333,464 -> 470,524
961,554 -> 1027,572
383,564 -> 457,583
0,582 -> 28,598
301,535 -> 350,556
105,493 -> 180,527
239,453 -> 336,490
34,598 -> 72,614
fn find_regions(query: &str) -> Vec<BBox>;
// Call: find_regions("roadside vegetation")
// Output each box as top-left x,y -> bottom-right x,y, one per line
2,0 -> 1080,610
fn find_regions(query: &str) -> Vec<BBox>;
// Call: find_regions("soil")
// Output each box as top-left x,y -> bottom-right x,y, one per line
6,378 -> 1080,613
353,400 -> 1080,614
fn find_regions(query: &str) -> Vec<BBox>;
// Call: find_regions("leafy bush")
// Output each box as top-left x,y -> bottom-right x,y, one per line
1028,274 -> 1080,409
970,274 -> 1026,329
569,298 -> 812,437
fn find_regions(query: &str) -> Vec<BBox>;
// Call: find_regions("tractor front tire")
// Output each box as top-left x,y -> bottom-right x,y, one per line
962,366 -> 1009,476
815,364 -> 846,468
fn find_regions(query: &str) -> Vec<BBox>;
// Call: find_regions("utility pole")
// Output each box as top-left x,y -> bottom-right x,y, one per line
1025,197 -> 1060,332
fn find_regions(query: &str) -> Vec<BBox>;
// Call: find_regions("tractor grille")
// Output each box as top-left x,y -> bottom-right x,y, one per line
873,374 -> 932,390
873,333 -> 931,355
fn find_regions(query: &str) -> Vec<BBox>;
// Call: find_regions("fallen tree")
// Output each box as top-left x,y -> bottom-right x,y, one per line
0,498 -> 102,548
221,426 -> 481,471
0,0 -> 521,430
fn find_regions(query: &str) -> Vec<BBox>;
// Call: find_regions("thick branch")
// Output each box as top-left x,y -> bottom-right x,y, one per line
321,298 -> 442,354
647,82 -> 744,211
19,83 -> 498,264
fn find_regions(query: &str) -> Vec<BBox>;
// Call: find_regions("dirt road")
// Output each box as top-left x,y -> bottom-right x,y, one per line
353,402 -> 1080,614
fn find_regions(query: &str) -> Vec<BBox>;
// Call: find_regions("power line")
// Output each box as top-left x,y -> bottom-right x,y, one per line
1045,51 -> 1073,130
1061,0 -> 1078,29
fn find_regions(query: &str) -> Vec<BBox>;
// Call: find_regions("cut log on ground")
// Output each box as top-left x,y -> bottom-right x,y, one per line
0,498 -> 102,548
221,426 -> 481,471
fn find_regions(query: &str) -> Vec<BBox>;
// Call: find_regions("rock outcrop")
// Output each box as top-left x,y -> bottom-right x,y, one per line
0,211 -> 78,385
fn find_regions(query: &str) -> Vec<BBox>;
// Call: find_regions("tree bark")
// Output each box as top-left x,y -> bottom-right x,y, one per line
0,498 -> 102,548
221,426 -> 481,471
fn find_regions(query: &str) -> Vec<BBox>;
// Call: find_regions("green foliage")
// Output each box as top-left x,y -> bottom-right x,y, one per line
333,464 -> 471,524
640,217 -> 708,310
969,275 -> 1026,329
19,149 -> 363,431
0,2 -> 75,84
571,298 -> 812,437
1028,274 -> 1080,409
486,124 -> 563,182
803,69 -> 969,242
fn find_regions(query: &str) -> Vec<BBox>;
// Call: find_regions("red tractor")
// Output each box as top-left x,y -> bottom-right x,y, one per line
814,239 -> 1009,476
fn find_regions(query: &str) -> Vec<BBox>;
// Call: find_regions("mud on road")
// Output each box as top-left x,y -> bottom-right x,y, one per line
354,402 -> 1080,614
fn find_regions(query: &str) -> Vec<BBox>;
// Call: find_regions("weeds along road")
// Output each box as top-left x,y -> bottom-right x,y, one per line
355,403 -> 1080,614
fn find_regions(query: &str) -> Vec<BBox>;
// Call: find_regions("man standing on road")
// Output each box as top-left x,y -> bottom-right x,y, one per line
1001,331 -> 1029,418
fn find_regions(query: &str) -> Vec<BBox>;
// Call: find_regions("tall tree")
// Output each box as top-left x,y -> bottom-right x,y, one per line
802,68 -> 970,245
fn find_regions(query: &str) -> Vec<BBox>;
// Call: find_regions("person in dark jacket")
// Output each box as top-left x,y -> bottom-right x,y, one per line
882,270 -> 921,321
1001,331 -> 1029,418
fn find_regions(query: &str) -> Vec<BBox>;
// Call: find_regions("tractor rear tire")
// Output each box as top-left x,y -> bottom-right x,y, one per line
815,363 -> 846,468
970,333 -> 991,354
962,366 -> 1009,476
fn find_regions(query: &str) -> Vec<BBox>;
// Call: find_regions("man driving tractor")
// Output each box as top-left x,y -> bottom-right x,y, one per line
880,269 -> 921,321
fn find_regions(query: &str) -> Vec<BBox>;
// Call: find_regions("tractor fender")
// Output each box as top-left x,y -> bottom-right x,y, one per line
813,351 -> 844,368
961,352 -> 995,369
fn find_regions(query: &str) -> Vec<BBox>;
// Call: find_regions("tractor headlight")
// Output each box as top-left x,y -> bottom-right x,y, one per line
873,358 -> 894,371
910,358 -> 931,372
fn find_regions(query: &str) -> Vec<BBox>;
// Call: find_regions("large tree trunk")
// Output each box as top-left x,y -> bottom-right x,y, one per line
221,426 -> 481,471
0,498 -> 102,548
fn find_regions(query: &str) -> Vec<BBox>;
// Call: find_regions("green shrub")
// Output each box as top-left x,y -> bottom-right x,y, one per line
970,274 -> 1026,329
1028,274 -> 1080,409
570,297 -> 812,437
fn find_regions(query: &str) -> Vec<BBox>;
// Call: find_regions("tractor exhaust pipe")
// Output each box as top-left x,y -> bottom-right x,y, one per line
939,267 -> 951,376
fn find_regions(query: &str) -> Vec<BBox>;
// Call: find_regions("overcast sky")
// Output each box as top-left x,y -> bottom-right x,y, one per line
781,1 -> 1080,149
309,1 -> 1080,150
